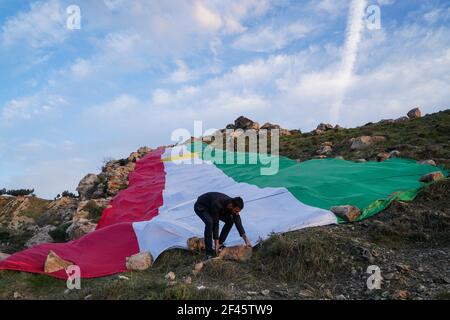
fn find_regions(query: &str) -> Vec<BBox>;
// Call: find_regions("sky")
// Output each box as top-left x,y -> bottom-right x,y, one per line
0,0 -> 449,199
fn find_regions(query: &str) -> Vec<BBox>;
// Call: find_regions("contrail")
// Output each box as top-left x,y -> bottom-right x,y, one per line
329,0 -> 367,124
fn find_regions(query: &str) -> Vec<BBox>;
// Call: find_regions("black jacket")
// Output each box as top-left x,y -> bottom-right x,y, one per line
195,192 -> 246,240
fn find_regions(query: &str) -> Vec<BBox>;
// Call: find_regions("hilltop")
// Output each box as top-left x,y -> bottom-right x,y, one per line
0,107 -> 449,300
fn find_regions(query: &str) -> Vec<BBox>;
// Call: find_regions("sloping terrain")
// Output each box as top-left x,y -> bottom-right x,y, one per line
0,109 -> 448,300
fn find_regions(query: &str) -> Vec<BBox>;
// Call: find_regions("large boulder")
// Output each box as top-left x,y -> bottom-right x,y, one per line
219,245 -> 253,262
407,107 -> 421,119
234,116 -> 259,131
76,174 -> 99,200
260,122 -> 280,130
126,252 -> 153,271
331,205 -> 361,222
420,171 -> 444,183
25,225 -> 56,248
350,136 -> 386,150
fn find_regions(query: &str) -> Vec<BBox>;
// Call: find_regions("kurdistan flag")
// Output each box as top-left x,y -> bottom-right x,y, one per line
0,143 -> 446,279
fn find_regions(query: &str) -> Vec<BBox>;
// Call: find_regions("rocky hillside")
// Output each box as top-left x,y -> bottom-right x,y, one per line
0,107 -> 449,300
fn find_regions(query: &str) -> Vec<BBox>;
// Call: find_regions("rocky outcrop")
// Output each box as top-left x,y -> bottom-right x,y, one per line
407,107 -> 422,119
234,116 -> 260,131
66,218 -> 97,240
350,136 -> 386,150
76,174 -> 99,201
317,142 -> 333,155
36,197 -> 79,227
126,252 -> 153,271
25,225 -> 56,248
316,123 -> 333,131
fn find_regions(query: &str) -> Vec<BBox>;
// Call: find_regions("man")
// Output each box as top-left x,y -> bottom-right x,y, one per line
194,192 -> 252,258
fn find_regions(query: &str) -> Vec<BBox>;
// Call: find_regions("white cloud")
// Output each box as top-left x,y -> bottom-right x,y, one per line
1,94 -> 67,123
70,59 -> 91,79
193,1 -> 223,32
233,22 -> 313,52
1,0 -> 68,48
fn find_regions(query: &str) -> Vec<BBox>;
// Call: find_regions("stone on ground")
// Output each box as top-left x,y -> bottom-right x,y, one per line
420,171 -> 444,183
331,205 -> 361,222
407,107 -> 421,119
125,252 -> 153,271
187,236 -> 205,251
44,250 -> 74,273
219,245 -> 253,262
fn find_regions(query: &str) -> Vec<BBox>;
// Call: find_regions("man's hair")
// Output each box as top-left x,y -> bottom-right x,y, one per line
230,197 -> 244,209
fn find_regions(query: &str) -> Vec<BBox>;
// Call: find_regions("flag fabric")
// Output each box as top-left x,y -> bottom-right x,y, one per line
0,143 -> 446,279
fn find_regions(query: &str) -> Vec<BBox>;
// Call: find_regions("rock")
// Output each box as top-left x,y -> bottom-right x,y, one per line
247,291 -> 258,296
420,171 -> 444,183
334,124 -> 344,130
331,205 -> 361,222
407,107 -> 421,119
376,152 -> 390,162
66,218 -> 97,239
261,289 -> 270,296
392,290 -> 409,300
76,174 -> 99,200
183,276 -> 192,284
225,123 -> 235,130
25,225 -> 56,248
383,272 -> 395,280
165,271 -> 176,281
335,156 -> 345,160
44,250 -> 74,273
350,136 -> 386,150
379,119 -> 395,124
396,264 -> 411,274
313,129 -> 324,135
192,262 -> 205,275
0,252 -> 10,261
289,129 -> 301,135
324,289 -> 333,299
316,123 -> 333,131
336,294 -> 346,300
187,236 -> 205,252
118,275 -> 130,280
261,122 -> 280,130
13,292 -> 23,299
417,160 -> 437,166
355,159 -> 367,163
84,294 -> 93,300
395,116 -> 409,122
219,245 -> 252,262
317,145 -> 332,155
125,252 -> 153,271
36,197 -> 79,227
298,289 -> 314,298
234,116 -> 259,131
418,285 -> 426,293
389,150 -> 401,158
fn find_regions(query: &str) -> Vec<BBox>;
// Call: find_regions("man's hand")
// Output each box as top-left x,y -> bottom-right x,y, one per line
243,234 -> 252,247
214,239 -> 220,256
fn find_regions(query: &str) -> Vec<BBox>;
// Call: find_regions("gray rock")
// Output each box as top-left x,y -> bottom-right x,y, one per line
25,225 -> 56,248
417,160 -> 436,166
407,107 -> 422,119
76,174 -> 99,200
350,136 -> 386,150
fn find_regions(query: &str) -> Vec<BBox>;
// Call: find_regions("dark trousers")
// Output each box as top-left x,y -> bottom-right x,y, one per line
194,202 -> 234,255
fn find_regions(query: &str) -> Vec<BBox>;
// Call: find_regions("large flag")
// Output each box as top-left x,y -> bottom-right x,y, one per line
0,143 -> 446,279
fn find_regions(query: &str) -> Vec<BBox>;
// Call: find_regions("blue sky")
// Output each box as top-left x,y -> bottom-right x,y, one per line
0,0 -> 449,199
